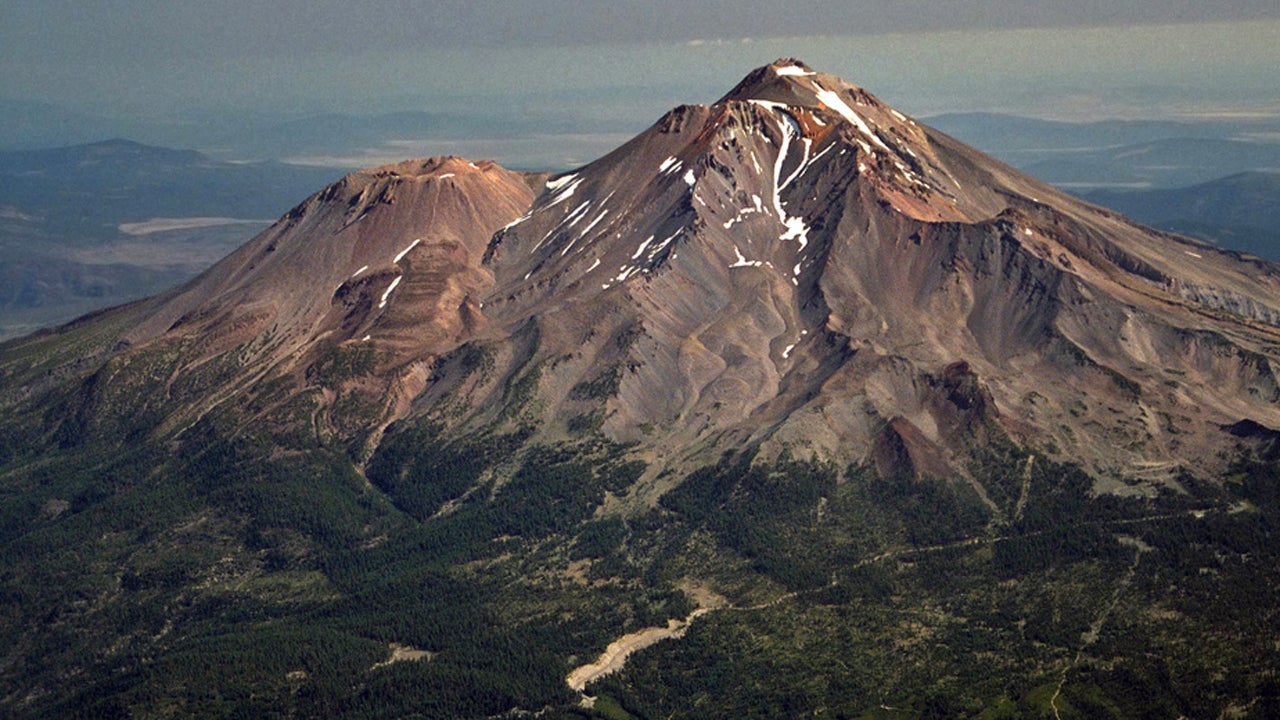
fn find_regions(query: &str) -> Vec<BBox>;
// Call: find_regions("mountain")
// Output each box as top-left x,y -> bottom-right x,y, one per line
926,112 -> 1280,189
2,60 -> 1279,719
0,98 -> 127,151
924,112 -> 1233,157
0,139 -> 342,339
209,111 -> 549,164
1021,137 -> 1280,189
1082,171 -> 1280,261
0,139 -> 341,234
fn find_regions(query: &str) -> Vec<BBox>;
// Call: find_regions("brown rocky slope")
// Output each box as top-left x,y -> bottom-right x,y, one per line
4,60 -> 1280,501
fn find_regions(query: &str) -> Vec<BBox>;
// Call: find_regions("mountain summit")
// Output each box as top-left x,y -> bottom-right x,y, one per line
481,58 -> 1280,489
3,61 -> 1280,718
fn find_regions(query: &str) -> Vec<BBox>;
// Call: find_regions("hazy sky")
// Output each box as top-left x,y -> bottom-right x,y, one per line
4,2 -> 1277,108
2,1 -> 1279,164
4,0 -> 1279,55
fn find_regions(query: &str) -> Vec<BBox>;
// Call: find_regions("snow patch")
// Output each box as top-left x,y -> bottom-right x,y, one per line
632,235 -> 655,260
780,216 -> 810,248
378,276 -> 402,309
565,210 -> 610,255
808,142 -> 837,167
393,239 -> 421,264
730,245 -> 764,268
565,201 -> 593,228
684,168 -> 696,186
778,137 -> 812,193
546,173 -> 578,191
774,65 -> 815,77
545,176 -> 584,208
651,229 -> 682,257
351,265 -> 369,278
763,106 -> 812,250
533,201 -> 591,255
614,264 -> 643,283
561,209 -> 609,258
782,343 -> 796,358
499,212 -> 532,233
814,84 -> 893,154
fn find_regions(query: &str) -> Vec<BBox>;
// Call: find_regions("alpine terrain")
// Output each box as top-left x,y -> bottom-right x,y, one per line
2,60 -> 1279,719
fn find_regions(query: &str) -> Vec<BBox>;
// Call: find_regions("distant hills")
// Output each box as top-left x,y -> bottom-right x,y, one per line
0,139 -> 339,234
1026,137 -> 1280,190
213,111 -> 541,163
928,111 -> 1280,189
925,113 -> 1280,260
0,97 -> 593,170
0,98 -> 128,151
1081,171 -> 1280,260
0,139 -> 340,338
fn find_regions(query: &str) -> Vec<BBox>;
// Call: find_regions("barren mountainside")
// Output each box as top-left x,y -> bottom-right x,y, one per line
8,60 -> 1279,490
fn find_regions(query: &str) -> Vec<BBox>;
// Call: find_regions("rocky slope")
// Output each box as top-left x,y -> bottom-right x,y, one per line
468,60 -> 1280,493
9,60 -> 1280,492
2,156 -> 535,454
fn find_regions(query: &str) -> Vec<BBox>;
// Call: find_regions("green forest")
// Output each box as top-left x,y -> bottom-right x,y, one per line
1,400 -> 1278,719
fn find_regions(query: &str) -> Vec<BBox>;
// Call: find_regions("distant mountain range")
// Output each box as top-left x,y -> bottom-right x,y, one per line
927,113 -> 1280,259
0,139 -> 340,338
0,98 -> 131,151
1080,171 -> 1280,260
0,97 -> 604,170
2,60 -> 1279,718
0,139 -> 339,234
928,112 -> 1280,189
210,111 -> 548,163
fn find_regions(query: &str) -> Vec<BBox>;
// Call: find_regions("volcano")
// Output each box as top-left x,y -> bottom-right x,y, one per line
2,60 -> 1279,719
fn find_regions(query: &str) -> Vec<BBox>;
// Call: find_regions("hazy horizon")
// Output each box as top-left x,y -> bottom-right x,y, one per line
2,4 -> 1278,170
